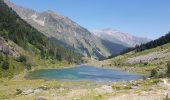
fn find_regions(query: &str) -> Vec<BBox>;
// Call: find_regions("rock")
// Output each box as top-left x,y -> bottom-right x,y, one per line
131,82 -> 140,89
36,96 -> 47,100
50,93 -> 56,97
22,89 -> 34,95
0,37 -> 20,57
34,89 -> 43,94
124,50 -> 170,65
131,86 -> 139,89
159,79 -> 170,88
166,91 -> 170,97
38,85 -> 48,90
59,88 -> 64,92
95,85 -> 114,94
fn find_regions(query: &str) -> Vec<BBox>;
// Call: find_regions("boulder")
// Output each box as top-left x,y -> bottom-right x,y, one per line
36,96 -> 47,100
95,85 -> 114,94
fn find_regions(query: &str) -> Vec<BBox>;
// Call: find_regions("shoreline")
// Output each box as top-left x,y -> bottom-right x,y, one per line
25,65 -> 143,84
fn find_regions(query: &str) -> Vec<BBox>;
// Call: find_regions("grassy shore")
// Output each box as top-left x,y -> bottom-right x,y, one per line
1,71 -> 169,100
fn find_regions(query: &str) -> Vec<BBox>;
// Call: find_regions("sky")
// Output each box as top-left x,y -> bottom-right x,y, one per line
10,0 -> 170,39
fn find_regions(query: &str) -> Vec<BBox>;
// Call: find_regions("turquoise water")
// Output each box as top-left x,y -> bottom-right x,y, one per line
28,65 -> 142,82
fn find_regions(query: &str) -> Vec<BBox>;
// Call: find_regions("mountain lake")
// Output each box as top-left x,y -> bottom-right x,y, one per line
27,65 -> 142,82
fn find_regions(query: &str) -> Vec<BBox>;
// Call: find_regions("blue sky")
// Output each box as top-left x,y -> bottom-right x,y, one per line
11,0 -> 170,39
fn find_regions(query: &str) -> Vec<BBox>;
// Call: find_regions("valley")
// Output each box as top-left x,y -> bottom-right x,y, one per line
0,0 -> 170,100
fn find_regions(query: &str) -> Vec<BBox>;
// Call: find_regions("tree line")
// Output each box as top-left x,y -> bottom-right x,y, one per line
0,0 -> 82,64
119,31 -> 170,56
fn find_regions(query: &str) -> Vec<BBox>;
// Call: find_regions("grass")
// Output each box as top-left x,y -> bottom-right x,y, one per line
90,43 -> 170,76
0,77 -> 95,100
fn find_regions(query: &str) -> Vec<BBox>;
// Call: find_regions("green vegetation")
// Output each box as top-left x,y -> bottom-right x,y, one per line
93,42 -> 170,76
0,55 -> 9,70
150,61 -> 170,78
16,55 -> 32,70
150,68 -> 158,78
0,0 -> 84,78
16,55 -> 27,63
0,77 -> 95,100
167,62 -> 170,77
0,0 -> 82,63
116,31 -> 170,57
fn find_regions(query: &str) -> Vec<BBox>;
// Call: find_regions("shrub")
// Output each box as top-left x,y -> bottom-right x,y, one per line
158,72 -> 165,78
16,55 -> 27,63
150,68 -> 158,78
143,62 -> 148,66
25,64 -> 31,70
16,55 -> 32,70
1,60 -> 9,70
0,55 -> 3,61
15,89 -> 22,95
167,62 -> 170,76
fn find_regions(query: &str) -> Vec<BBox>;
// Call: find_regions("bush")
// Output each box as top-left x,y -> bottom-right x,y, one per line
25,64 -> 31,70
0,55 -> 3,61
1,60 -> 9,70
150,68 -> 158,78
16,55 -> 27,63
143,62 -> 148,66
15,89 -> 22,95
167,62 -> 170,76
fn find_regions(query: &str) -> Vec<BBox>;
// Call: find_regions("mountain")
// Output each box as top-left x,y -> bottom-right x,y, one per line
92,28 -> 151,47
93,31 -> 170,76
100,39 -> 127,57
0,0 -> 82,77
122,31 -> 170,54
4,0 -> 112,59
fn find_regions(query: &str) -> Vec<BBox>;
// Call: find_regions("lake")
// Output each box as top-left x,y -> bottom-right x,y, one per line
28,65 -> 142,82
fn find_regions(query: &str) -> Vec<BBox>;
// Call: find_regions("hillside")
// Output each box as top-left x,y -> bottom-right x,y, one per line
0,0 -> 82,78
4,0 -> 114,59
119,31 -> 170,55
90,31 -> 170,76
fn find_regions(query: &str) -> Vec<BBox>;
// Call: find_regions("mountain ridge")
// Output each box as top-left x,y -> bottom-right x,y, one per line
4,0 -> 113,59
5,0 -> 147,59
92,28 -> 151,47
0,0 -> 83,78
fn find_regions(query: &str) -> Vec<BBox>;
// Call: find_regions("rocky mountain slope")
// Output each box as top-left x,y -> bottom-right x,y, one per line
92,28 -> 151,47
0,0 -> 82,77
4,0 -> 113,59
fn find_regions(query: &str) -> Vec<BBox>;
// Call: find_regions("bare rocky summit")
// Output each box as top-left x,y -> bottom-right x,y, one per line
92,28 -> 151,47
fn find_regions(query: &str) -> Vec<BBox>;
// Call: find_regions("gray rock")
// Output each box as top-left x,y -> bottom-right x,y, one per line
36,96 -> 47,100
125,50 -> 170,65
95,85 -> 114,94
34,89 -> 43,94
22,89 -> 34,95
